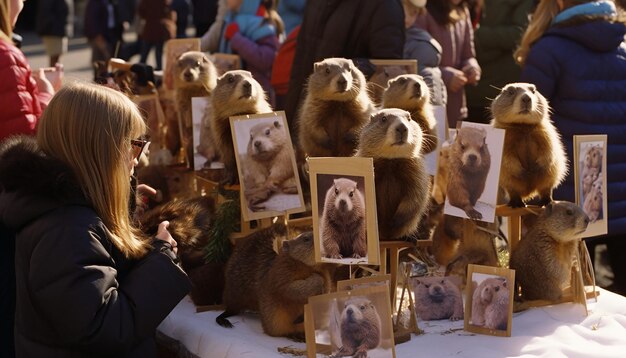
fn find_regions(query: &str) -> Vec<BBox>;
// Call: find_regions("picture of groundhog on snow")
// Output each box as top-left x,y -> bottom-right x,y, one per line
232,114 -> 305,220
317,174 -> 367,264
466,269 -> 514,336
579,142 -> 604,223
305,286 -> 395,358
444,122 -> 505,223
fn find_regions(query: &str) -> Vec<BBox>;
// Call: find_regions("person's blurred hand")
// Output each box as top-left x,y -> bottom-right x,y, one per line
156,221 -> 178,255
33,69 -> 54,95
463,64 -> 481,85
449,68 -> 468,92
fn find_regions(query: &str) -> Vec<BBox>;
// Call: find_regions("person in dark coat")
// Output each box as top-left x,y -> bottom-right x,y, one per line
172,0 -> 191,38
138,0 -> 177,70
0,83 -> 191,357
83,0 -> 124,66
283,0 -> 405,140
517,0 -> 626,295
192,0 -> 218,37
35,0 -> 74,66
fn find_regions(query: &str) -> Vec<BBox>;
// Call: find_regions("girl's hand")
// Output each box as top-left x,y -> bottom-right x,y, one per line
156,221 -> 178,255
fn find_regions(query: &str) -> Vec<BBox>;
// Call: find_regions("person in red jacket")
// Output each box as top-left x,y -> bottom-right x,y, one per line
0,0 -> 55,140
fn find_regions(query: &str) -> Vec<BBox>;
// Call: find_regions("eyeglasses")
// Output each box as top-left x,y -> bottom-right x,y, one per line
130,139 -> 149,160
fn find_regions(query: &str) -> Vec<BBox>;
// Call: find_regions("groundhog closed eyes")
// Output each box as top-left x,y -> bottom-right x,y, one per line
321,178 -> 367,259
413,276 -> 463,321
298,57 -> 374,157
334,297 -> 382,357
446,126 -> 491,220
509,201 -> 589,301
356,108 -> 430,240
242,120 -> 298,211
382,74 -> 438,154
490,82 -> 567,208
211,70 -> 272,184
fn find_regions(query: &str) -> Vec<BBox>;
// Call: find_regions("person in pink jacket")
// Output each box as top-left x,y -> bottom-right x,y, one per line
414,0 -> 481,128
0,0 -> 55,140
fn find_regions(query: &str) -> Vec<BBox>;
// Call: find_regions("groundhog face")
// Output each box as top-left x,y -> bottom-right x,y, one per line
544,201 -> 590,239
584,146 -> 602,170
452,127 -> 490,171
341,297 -> 378,325
174,51 -> 218,89
360,108 -> 422,159
478,278 -> 507,304
282,231 -> 316,266
415,278 -> 451,303
326,178 -> 364,216
213,70 -> 266,107
308,58 -> 365,101
247,120 -> 286,161
490,83 -> 548,125
382,74 -> 430,110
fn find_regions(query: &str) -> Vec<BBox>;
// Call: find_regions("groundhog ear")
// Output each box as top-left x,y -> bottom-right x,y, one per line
314,62 -> 322,72
273,121 -> 281,129
201,55 -> 209,63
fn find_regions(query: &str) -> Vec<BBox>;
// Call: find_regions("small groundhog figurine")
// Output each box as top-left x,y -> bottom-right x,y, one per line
509,201 -> 589,301
174,51 -> 219,166
242,120 -> 298,211
413,276 -> 463,321
211,70 -> 273,184
298,57 -> 374,157
491,82 -> 567,207
447,126 -> 491,220
258,231 -> 329,338
216,223 -> 285,328
382,74 -> 438,154
357,108 -> 430,240
334,297 -> 382,357
321,178 -> 367,259
471,277 -> 508,328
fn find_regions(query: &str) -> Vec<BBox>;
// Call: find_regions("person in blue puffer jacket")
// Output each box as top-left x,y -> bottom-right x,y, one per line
516,0 -> 626,294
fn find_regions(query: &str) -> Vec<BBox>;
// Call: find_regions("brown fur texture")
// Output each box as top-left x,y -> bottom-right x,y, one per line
357,108 -> 430,240
242,120 -> 297,211
432,144 -> 451,204
211,70 -> 273,184
509,201 -> 589,301
216,223 -> 286,328
471,277 -> 509,329
298,57 -> 374,157
258,231 -> 330,337
491,82 -> 567,207
367,65 -> 408,106
447,126 -> 491,220
335,297 -> 382,357
174,51 -> 219,167
321,178 -> 367,259
136,165 -> 196,207
442,219 -> 500,280
382,74 -> 438,154
583,184 -> 602,222
413,276 -> 463,321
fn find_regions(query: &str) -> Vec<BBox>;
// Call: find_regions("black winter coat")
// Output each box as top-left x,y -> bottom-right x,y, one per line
35,0 -> 74,37
284,0 -> 405,139
0,136 -> 191,357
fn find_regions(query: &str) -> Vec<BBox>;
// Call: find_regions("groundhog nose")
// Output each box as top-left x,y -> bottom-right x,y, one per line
396,124 -> 407,137
184,71 -> 193,81
254,141 -> 261,148
413,83 -> 421,96
521,94 -> 531,104
468,154 -> 477,163
347,308 -> 353,316
337,78 -> 348,90
339,199 -> 347,208
243,81 -> 251,89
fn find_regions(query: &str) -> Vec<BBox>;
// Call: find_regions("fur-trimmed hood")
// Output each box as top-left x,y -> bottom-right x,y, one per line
0,135 -> 86,232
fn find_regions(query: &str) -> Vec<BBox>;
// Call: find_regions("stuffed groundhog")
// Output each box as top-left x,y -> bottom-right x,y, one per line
413,276 -> 463,321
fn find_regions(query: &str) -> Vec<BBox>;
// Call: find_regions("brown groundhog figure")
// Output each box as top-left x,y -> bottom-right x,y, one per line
321,178 -> 367,259
447,126 -> 491,220
582,167 -> 599,198
491,82 -> 567,208
356,108 -> 430,240
216,223 -> 286,328
382,74 -> 438,154
174,51 -> 219,167
484,280 -> 510,330
334,297 -> 382,357
367,65 -> 408,106
583,185 -> 602,222
211,70 -> 273,184
510,201 -> 589,301
471,277 -> 508,327
298,57 -> 374,157
242,120 -> 298,211
258,231 -> 330,338
413,276 -> 463,321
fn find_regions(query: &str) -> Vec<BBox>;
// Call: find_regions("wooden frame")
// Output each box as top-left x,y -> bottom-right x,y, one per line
230,111 -> 306,221
305,285 -> 396,358
309,157 -> 380,265
464,264 -> 515,337
574,135 -> 608,238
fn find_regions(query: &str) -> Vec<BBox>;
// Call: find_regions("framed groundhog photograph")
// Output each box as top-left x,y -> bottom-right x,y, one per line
230,111 -> 306,221
411,275 -> 464,322
368,59 -> 418,105
163,38 -> 201,91
337,274 -> 391,292
308,157 -> 380,266
305,285 -> 396,358
191,97 -> 222,171
444,122 -> 505,223
209,53 -> 241,75
464,264 -> 515,337
574,135 -> 608,238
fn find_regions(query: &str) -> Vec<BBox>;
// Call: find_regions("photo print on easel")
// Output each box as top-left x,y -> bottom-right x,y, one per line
210,53 -> 241,75
464,264 -> 515,337
230,111 -> 305,221
191,97 -> 222,171
305,285 -> 396,358
133,94 -> 173,166
163,38 -> 201,91
444,122 -> 505,223
574,135 -> 608,237
412,275 -> 464,322
368,59 -> 418,105
309,157 -> 380,265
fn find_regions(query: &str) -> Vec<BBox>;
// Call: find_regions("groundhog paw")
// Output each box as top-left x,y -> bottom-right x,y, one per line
465,208 -> 482,220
